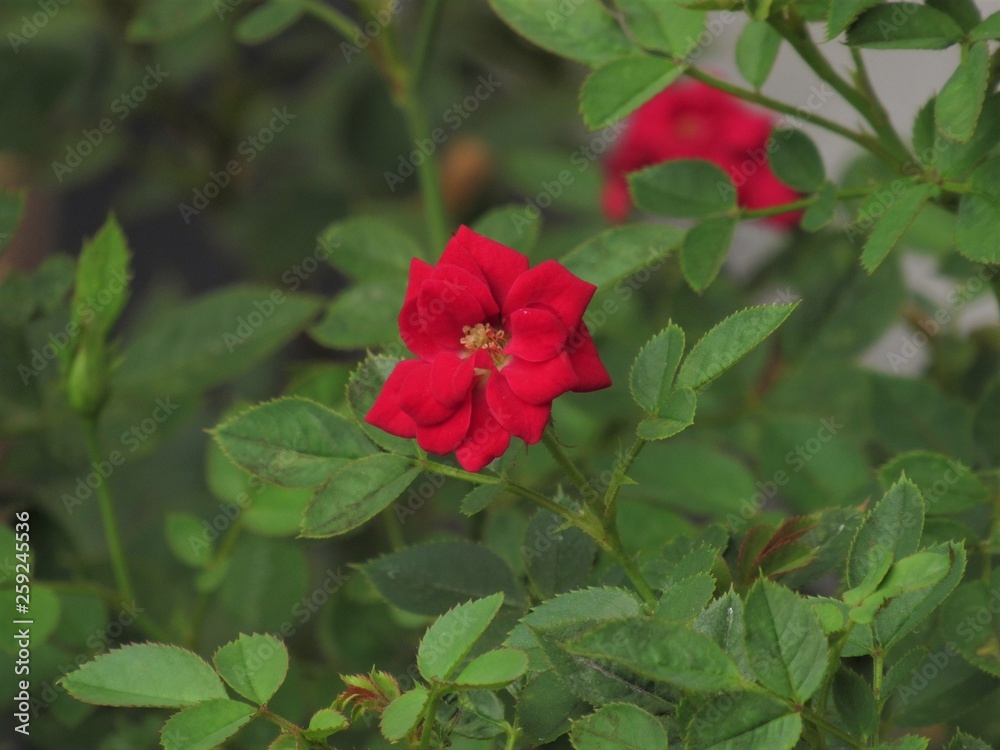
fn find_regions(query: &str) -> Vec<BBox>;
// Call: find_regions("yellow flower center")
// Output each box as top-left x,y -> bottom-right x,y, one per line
461,323 -> 508,367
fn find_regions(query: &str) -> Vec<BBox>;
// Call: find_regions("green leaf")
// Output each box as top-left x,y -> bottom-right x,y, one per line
362,540 -> 526,616
346,355 -> 418,455
165,513 -> 213,568
524,510 -> 597,599
685,691 -> 802,749
877,451 -> 987,514
461,483 -> 505,516
744,579 -> 829,702
615,0 -> 705,55
0,190 -> 26,257
418,594 -> 505,681
635,388 -> 696,440
736,21 -> 782,89
566,618 -> 743,692
318,217 -> 421,282
61,644 -> 226,707
927,0 -> 980,30
629,159 -> 736,218
847,478 -> 924,589
212,633 -> 289,705
113,286 -> 321,397
957,158 -> 1000,263
127,0 -> 216,41
488,0 -> 635,66
860,183 -> 938,273
380,687 -> 428,742
936,42 -> 990,143
580,56 -> 684,129
827,0 -> 882,39
570,703 -> 669,750
970,11 -> 1000,42
947,731 -> 993,750
746,0 -> 773,20
655,573 -> 716,621
676,303 -> 798,391
940,579 -> 1000,677
267,735 -> 305,750
235,0 -> 307,44
560,224 -> 683,291
770,129 -> 826,192
212,397 -> 374,488
304,708 -> 348,740
452,648 -> 529,688
694,591 -> 751,678
629,324 -> 685,414
847,4 -> 964,49
873,542 -> 965,649
472,205 -> 541,254
833,667 -> 879,737
71,215 -> 131,343
301,454 -> 420,537
874,738 -> 929,750
309,281 -> 405,350
681,216 -> 736,292
160,699 -> 256,750
801,181 -> 839,232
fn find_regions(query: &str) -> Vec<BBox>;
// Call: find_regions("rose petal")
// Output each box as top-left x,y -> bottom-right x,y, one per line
565,322 -> 613,392
365,359 -> 421,438
431,352 -> 476,408
416,392 -> 473,455
417,264 -> 499,348
448,226 -> 530,307
504,307 -> 569,363
501,352 -> 578,405
486,370 -> 550,445
399,296 -> 444,359
398,362 -> 456,426
455,387 -> 511,472
503,260 -> 597,329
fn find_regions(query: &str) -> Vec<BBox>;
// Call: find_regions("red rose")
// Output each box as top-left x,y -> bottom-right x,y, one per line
602,80 -> 801,227
366,226 -> 612,471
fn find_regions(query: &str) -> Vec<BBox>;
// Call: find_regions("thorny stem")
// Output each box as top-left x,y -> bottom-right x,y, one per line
770,13 -> 911,167
682,68 -> 902,168
417,458 -> 657,606
84,419 -> 135,606
541,427 -> 592,498
305,0 -> 449,250
418,689 -> 444,750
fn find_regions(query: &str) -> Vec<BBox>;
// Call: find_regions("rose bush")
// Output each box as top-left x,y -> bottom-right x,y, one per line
5,1 -> 1000,749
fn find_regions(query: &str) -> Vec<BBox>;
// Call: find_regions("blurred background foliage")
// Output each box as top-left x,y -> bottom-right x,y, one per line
2,0 -> 1000,748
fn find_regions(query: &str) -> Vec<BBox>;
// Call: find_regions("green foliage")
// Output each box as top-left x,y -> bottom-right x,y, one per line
580,56 -> 685,130
630,159 -> 737,218
736,21 -> 782,89
212,633 -> 289,705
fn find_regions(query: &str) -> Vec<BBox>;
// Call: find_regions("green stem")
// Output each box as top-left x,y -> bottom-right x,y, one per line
401,96 -> 449,251
770,14 -> 911,166
737,185 -> 875,219
418,689 -> 444,750
188,519 -> 243,649
541,427 -> 592,498
48,581 -> 172,642
802,708 -> 865,750
683,67 -> 900,167
872,651 -> 884,706
602,438 -> 646,515
417,458 -> 655,604
304,0 -> 359,41
83,419 -> 135,605
849,47 -> 909,162
411,0 -> 446,91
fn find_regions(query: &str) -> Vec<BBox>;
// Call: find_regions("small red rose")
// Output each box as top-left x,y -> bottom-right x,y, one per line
366,226 -> 612,471
602,80 -> 801,227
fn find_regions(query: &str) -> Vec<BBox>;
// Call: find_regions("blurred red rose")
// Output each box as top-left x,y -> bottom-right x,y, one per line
602,80 -> 801,227
366,226 -> 611,471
